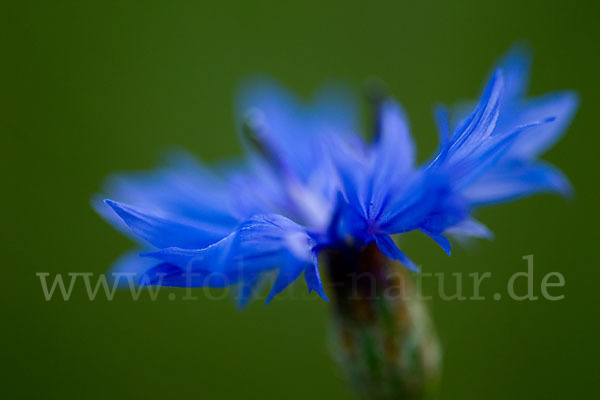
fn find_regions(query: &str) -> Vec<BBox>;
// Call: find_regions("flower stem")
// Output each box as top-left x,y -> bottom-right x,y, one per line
325,243 -> 440,400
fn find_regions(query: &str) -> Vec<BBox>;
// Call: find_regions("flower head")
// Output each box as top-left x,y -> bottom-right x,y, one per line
94,47 -> 577,305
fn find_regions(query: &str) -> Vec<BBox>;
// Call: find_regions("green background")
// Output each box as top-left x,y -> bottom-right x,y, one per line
3,1 -> 599,399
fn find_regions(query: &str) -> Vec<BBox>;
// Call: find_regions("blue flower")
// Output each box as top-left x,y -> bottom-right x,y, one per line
94,47 -> 577,305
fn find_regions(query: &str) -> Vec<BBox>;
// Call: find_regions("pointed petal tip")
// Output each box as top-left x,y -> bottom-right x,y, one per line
501,43 -> 533,69
236,298 -> 251,311
104,198 -> 123,213
313,287 -> 329,302
558,179 -> 575,201
90,195 -> 112,218
406,262 -> 420,273
374,234 -> 420,272
264,295 -> 275,306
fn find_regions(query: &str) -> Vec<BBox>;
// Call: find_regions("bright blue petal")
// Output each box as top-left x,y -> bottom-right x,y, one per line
95,47 -> 577,305
434,105 -> 450,147
450,119 -> 550,189
92,196 -> 146,245
236,273 -> 262,309
108,249 -> 162,288
496,44 -> 532,101
375,99 -> 415,176
311,84 -> 361,136
499,92 -> 579,159
101,150 -> 238,229
444,219 -> 493,240
367,100 -> 416,218
236,79 -> 358,183
140,263 -> 245,288
463,161 -> 573,206
105,199 -> 227,249
445,69 -> 504,163
143,214 -> 320,302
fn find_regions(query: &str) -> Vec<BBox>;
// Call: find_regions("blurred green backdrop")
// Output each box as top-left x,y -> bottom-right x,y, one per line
3,1 -> 599,399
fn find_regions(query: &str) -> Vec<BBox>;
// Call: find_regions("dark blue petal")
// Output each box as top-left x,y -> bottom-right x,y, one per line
422,231 -> 452,256
330,193 -> 369,243
330,141 -> 370,218
265,259 -> 305,304
377,172 -> 450,234
304,261 -> 329,301
420,195 -> 469,235
374,234 -> 418,272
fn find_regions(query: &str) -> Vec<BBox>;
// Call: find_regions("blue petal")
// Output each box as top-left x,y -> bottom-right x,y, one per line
330,141 -> 370,218
144,214 -> 320,302
92,196 -> 146,245
434,105 -> 450,147
236,274 -> 262,309
108,249 -> 162,288
450,119 -> 549,189
374,234 -> 418,272
140,233 -> 236,271
330,193 -> 369,243
225,160 -> 290,219
444,219 -> 494,240
101,150 -> 238,229
445,45 -> 531,134
499,92 -> 579,159
495,44 -> 532,101
377,172 -> 450,234
420,195 -> 469,235
462,161 -> 573,206
105,199 -> 227,249
311,83 -> 361,136
422,231 -> 452,256
375,99 -> 415,176
368,100 -> 416,217
304,261 -> 329,301
445,69 -> 504,163
140,263 -> 244,288
236,79 -> 358,183
265,258 -> 304,304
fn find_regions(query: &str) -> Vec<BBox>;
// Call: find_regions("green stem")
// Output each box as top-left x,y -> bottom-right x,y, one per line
325,243 -> 441,400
